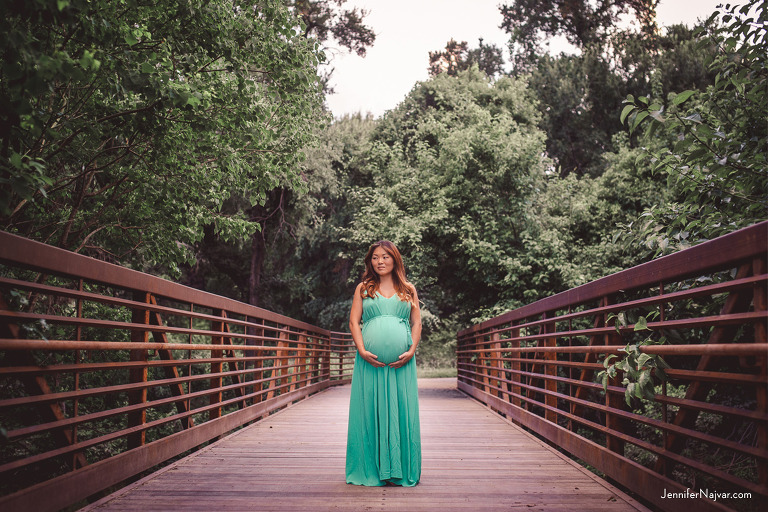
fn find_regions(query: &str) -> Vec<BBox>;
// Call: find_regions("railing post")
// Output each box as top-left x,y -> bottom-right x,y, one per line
298,330 -> 308,389
250,319 -> 264,405
72,279 -> 83,469
754,255 -> 767,487
127,291 -> 150,449
543,312 -> 558,424
481,329 -> 492,396
510,325 -> 521,409
603,295 -> 625,457
209,310 -> 224,421
336,334 -> 343,382
322,331 -> 331,383
491,331 -> 508,402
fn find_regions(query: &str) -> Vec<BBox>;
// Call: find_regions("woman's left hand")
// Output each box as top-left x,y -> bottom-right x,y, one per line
389,348 -> 415,368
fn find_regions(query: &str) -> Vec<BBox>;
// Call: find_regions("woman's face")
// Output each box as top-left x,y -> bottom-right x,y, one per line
371,247 -> 394,277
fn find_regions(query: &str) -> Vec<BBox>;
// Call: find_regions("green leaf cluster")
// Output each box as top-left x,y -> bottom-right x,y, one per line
619,0 -> 767,254
1,0 -> 326,271
598,311 -> 671,406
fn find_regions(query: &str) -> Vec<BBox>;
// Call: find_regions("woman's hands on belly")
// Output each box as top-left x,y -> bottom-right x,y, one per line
362,320 -> 410,366
358,349 -> 385,367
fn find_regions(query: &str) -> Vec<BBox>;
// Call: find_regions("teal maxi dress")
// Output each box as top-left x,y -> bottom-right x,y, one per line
345,292 -> 421,486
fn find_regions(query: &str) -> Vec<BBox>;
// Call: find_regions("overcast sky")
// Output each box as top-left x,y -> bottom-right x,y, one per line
323,0 -> 725,118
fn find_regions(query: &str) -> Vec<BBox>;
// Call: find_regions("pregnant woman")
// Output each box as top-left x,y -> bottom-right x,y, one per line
346,240 -> 422,487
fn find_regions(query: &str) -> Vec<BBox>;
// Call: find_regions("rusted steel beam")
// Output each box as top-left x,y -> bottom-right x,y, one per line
571,304 -> 607,420
459,374 -> 768,489
542,314 -> 558,424
456,224 -> 768,509
0,231 -> 338,510
220,321 -> 246,410
458,310 -> 767,347
2,361 -> 324,442
460,359 -> 768,422
149,296 -> 193,428
0,338 -> 333,354
459,380 -> 761,510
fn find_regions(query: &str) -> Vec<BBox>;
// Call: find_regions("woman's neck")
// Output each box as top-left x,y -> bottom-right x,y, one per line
378,274 -> 395,290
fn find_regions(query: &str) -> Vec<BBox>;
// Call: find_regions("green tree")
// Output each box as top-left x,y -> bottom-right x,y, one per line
290,0 -> 376,56
521,22 -> 717,176
1,0 -> 325,274
428,38 -> 505,78
341,68 -> 551,321
288,0 -> 376,92
620,0 -> 767,253
500,0 -> 659,71
180,0 -> 377,306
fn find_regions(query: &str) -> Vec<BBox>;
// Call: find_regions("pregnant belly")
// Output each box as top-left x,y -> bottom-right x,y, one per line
362,317 -> 410,365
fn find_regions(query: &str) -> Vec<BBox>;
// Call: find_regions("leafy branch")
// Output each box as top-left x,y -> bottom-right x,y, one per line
598,311 -> 671,405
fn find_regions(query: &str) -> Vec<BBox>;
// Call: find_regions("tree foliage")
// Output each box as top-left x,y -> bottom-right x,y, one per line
310,69 -> 551,323
500,0 -> 659,71
290,0 -> 376,57
428,38 -> 505,78
620,0 -> 767,253
0,0 -> 325,272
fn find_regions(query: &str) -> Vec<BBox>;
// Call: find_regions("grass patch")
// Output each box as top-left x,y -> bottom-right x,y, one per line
417,366 -> 457,378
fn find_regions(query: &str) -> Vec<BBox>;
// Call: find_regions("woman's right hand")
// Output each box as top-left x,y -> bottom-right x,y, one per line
360,349 -> 385,367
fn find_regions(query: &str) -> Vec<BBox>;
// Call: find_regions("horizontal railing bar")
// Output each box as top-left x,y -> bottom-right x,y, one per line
459,220 -> 767,336
0,360 -> 322,409
458,311 -> 767,345
458,371 -> 768,463
0,311 -> 328,347
0,277 -> 330,339
0,354 -> 319,376
458,362 -> 768,421
0,231 -> 329,335
456,342 -> 767,356
0,338 -> 334,353
465,355 -> 764,385
5,366 -> 325,441
458,274 -> 767,342
0,372 -> 321,475
461,379 -> 768,498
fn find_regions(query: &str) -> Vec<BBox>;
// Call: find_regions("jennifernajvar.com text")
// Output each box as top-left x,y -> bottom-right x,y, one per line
661,488 -> 752,501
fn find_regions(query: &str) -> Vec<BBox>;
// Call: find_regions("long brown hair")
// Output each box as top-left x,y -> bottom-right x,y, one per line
360,240 -> 413,302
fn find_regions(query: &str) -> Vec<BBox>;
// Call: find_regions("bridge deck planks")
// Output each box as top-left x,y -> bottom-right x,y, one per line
85,379 -> 649,512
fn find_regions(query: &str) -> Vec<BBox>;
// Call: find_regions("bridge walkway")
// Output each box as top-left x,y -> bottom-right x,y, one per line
84,379 -> 647,512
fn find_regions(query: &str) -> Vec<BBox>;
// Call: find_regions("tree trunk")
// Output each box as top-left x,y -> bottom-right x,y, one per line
248,225 -> 265,307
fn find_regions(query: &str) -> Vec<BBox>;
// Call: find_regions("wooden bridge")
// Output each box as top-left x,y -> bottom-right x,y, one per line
0,222 -> 766,512
80,379 -> 646,512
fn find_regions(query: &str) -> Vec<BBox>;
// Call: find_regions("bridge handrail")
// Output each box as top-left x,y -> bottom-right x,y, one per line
457,221 -> 767,512
0,231 -> 354,511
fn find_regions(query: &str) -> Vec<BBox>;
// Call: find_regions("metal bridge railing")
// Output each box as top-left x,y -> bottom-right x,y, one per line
457,221 -> 767,512
0,232 -> 354,512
